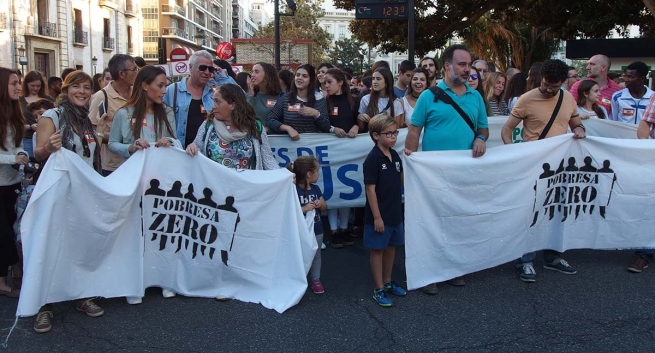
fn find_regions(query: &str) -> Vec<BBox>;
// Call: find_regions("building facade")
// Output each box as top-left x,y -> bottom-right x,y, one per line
1,0 -> 142,77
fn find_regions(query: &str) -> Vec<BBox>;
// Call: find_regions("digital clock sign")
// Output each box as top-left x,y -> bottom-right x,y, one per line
355,2 -> 408,20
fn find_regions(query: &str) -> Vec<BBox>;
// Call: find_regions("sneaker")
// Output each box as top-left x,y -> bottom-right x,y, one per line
310,279 -> 325,294
76,299 -> 104,318
126,296 -> 142,305
517,263 -> 537,282
331,232 -> 344,249
350,226 -> 363,238
543,259 -> 577,275
421,283 -> 438,295
341,232 -> 355,246
33,310 -> 53,333
162,288 -> 177,298
373,288 -> 392,307
321,242 -> 326,250
627,255 -> 650,273
384,281 -> 407,296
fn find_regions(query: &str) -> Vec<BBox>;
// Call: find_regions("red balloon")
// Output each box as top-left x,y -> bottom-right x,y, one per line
215,42 -> 234,60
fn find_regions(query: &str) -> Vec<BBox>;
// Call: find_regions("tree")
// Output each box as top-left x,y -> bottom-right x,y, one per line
253,0 -> 332,65
334,0 -> 655,57
328,38 -> 366,70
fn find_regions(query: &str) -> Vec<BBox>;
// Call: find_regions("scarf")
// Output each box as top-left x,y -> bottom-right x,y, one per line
211,119 -> 247,143
58,98 -> 102,174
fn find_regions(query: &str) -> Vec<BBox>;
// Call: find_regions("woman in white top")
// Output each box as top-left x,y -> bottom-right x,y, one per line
357,68 -> 402,131
398,67 -> 428,128
34,70 -> 104,333
109,65 -> 178,159
576,80 -> 607,120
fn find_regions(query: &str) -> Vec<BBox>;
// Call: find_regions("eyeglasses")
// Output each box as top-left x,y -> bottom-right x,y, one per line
197,65 -> 216,73
540,81 -> 562,92
378,130 -> 400,138
122,67 -> 139,72
469,74 -> 479,80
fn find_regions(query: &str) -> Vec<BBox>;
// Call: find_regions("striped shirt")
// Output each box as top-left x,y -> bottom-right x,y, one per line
265,92 -> 330,133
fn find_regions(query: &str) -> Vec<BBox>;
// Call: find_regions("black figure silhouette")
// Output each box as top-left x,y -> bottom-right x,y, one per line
184,183 -> 197,202
565,157 -> 578,171
198,188 -> 218,208
167,181 -> 183,198
145,179 -> 166,196
540,163 -> 555,179
579,156 -> 597,172
217,196 -> 241,267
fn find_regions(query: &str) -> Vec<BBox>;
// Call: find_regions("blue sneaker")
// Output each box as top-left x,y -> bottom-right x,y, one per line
384,281 -> 407,296
373,288 -> 393,307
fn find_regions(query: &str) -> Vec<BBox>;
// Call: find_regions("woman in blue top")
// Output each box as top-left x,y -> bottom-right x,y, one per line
265,64 -> 330,140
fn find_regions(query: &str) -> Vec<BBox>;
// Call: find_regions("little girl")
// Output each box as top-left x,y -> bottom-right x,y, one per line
287,156 -> 327,294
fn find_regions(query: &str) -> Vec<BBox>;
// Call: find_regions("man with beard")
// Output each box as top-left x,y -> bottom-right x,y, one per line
501,59 -> 586,283
405,44 -> 489,294
419,56 -> 438,87
47,76 -> 62,100
569,54 -> 621,116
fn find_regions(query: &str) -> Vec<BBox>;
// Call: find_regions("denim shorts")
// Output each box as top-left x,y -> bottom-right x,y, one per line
363,223 -> 404,250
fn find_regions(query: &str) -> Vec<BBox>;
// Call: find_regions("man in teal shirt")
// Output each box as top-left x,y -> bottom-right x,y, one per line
403,44 -> 489,293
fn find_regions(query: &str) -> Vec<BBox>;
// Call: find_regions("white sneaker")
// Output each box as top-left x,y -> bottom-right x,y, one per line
162,288 -> 177,298
126,296 -> 142,305
215,295 -> 231,301
321,242 -> 326,250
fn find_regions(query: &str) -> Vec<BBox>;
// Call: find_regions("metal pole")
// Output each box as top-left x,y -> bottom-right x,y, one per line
274,0 -> 280,71
407,0 -> 414,63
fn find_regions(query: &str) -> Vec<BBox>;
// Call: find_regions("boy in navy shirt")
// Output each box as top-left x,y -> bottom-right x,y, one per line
363,113 -> 407,307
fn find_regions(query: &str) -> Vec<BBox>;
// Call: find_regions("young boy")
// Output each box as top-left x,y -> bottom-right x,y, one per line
27,98 -> 56,122
363,113 -> 407,307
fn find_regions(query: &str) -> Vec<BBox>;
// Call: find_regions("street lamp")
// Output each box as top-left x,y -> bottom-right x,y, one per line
274,0 -> 296,70
17,46 -> 28,75
359,53 -> 364,75
92,56 -> 98,75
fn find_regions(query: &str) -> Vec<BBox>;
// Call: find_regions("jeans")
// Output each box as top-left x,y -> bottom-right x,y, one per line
0,183 -> 20,277
309,233 -> 323,280
22,138 -> 33,158
635,249 -> 655,262
327,208 -> 350,231
517,250 -> 561,266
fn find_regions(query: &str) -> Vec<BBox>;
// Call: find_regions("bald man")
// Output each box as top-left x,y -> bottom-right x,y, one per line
505,68 -> 520,80
569,54 -> 621,116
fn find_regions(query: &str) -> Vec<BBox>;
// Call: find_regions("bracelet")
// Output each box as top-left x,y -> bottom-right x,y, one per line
476,134 -> 487,142
42,145 -> 52,155
573,124 -> 586,131
329,126 -> 335,133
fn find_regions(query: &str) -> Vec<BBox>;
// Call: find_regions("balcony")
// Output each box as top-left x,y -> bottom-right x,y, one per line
125,1 -> 138,17
162,4 -> 186,17
195,0 -> 207,9
38,22 -> 58,38
210,24 -> 221,34
162,27 -> 189,40
98,0 -> 118,10
0,14 -> 6,31
73,29 -> 88,46
103,37 -> 115,50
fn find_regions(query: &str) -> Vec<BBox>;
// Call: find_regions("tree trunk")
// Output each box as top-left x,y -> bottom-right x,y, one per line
644,0 -> 655,16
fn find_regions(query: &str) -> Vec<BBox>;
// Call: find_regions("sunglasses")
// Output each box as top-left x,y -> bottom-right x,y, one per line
469,74 -> 479,80
197,65 -> 216,73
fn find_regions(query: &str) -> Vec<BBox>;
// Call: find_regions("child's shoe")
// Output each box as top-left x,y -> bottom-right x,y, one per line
384,281 -> 407,296
310,279 -> 324,294
373,288 -> 392,307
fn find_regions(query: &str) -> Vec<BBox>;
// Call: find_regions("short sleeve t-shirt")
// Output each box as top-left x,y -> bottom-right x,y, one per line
296,184 -> 324,235
577,105 -> 608,120
41,108 -> 97,169
363,146 -> 403,226
358,94 -> 403,118
510,88 -> 579,142
185,99 -> 206,147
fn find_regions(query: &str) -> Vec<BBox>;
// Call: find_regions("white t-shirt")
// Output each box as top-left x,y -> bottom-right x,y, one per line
358,94 -> 403,118
41,108 -> 97,168
400,97 -> 414,125
577,105 -> 608,120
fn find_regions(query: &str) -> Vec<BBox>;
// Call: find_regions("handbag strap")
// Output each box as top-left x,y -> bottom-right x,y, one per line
429,86 -> 475,132
538,90 -> 564,140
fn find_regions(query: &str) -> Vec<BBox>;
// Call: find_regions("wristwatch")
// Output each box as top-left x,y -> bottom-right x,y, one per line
476,134 -> 487,142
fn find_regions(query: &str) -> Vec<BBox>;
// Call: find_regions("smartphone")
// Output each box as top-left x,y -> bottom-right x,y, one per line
98,101 -> 106,117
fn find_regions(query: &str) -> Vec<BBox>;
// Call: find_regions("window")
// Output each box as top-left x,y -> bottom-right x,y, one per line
74,9 -> 82,31
127,25 -> 133,50
103,18 -> 110,38
37,0 -> 48,26
338,26 -> 345,39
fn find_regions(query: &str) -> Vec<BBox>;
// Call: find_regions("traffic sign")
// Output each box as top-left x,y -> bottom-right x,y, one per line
170,48 -> 188,62
154,64 -> 170,76
355,3 -> 408,19
171,61 -> 190,76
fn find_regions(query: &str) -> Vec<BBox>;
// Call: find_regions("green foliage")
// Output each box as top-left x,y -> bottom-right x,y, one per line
328,38 -> 367,70
571,60 -> 588,78
253,0 -> 332,64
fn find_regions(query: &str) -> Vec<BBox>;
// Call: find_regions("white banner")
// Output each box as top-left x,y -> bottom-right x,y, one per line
17,148 -> 315,316
405,134 -> 655,290
266,117 -> 639,208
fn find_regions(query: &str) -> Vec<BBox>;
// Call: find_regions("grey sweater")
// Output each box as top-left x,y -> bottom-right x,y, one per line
0,126 -> 27,186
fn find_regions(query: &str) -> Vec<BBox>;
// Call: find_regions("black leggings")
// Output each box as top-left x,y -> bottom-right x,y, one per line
0,183 -> 20,277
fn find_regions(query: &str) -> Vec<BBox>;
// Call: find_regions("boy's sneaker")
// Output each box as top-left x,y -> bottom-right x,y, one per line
162,288 -> 177,298
126,296 -> 142,305
627,255 -> 649,273
76,299 -> 104,318
384,281 -> 407,296
341,232 -> 355,246
331,233 -> 344,249
321,242 -> 326,250
373,288 -> 392,307
543,259 -> 577,275
310,279 -> 324,294
33,310 -> 53,333
517,263 -> 536,283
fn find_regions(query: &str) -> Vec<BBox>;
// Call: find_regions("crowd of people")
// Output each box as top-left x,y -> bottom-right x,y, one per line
1,46 -> 654,333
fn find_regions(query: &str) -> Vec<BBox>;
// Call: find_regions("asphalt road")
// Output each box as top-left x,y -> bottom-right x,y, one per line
1,240 -> 654,353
